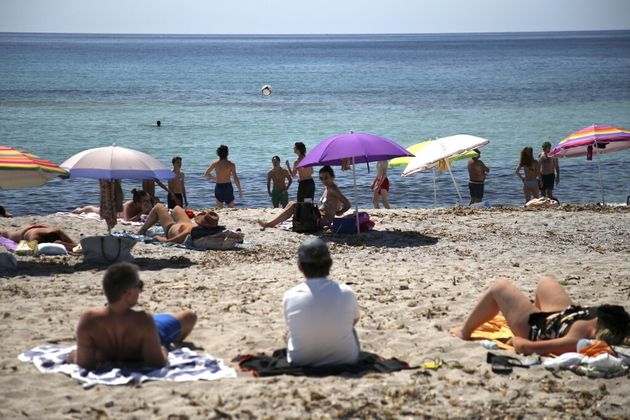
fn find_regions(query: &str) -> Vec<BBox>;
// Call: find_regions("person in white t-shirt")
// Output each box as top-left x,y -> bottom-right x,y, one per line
283,238 -> 360,366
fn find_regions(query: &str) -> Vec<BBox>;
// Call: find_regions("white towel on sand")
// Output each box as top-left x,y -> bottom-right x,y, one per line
19,345 -> 237,388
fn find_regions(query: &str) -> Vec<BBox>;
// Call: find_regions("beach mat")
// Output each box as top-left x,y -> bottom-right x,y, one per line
19,345 -> 236,388
232,348 -> 415,377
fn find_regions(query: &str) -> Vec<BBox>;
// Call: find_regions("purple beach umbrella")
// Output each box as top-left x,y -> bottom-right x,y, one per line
297,132 -> 413,233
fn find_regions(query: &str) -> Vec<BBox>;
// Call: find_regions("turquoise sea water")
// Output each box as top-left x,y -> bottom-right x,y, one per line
1,31 -> 629,215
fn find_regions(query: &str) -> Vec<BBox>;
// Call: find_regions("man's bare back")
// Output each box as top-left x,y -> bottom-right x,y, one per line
205,159 -> 236,183
72,306 -> 166,368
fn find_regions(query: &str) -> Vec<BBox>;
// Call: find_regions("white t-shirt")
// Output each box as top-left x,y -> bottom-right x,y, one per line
283,277 -> 360,366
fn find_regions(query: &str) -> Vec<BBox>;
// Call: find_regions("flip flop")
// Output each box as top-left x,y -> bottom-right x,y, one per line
422,358 -> 444,370
486,352 -> 529,373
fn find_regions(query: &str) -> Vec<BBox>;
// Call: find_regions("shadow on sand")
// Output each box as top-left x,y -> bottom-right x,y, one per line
323,229 -> 439,249
1,256 -> 195,278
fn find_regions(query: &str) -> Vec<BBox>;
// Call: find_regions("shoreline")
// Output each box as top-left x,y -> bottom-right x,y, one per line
1,206 -> 629,418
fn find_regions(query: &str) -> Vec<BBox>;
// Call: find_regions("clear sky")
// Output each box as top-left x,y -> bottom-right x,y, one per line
1,0 -> 629,35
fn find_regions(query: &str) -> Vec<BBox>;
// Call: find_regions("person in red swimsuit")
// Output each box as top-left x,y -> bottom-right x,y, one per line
371,160 -> 390,209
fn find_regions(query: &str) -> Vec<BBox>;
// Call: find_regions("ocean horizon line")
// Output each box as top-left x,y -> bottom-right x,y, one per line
2,29 -> 630,38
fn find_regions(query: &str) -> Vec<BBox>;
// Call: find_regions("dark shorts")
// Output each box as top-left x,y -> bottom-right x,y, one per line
215,182 -> 234,204
153,314 -> 181,346
297,179 -> 315,202
469,182 -> 484,199
541,173 -> 555,191
167,193 -> 184,209
271,188 -> 289,207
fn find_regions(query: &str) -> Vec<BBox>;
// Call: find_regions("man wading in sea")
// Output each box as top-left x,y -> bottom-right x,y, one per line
204,145 -> 243,209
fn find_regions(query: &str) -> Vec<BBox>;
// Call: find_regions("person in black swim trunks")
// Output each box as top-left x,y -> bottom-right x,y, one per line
286,142 -> 315,202
136,203 -> 219,244
467,149 -> 489,205
204,145 -> 243,209
538,141 -> 560,200
450,276 -> 629,355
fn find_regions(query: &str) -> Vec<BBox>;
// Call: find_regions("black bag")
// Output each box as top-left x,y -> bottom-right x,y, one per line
292,202 -> 321,233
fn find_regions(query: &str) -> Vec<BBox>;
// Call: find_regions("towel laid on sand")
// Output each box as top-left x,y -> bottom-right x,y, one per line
0,236 -> 18,252
19,345 -> 236,388
232,348 -> 415,377
470,315 -> 515,351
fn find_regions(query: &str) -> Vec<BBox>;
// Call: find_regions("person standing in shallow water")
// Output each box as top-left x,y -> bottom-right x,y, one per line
538,141 -> 560,201
515,147 -> 540,204
468,149 -> 490,205
286,142 -> 315,202
371,160 -> 390,209
267,156 -> 292,208
204,145 -> 243,209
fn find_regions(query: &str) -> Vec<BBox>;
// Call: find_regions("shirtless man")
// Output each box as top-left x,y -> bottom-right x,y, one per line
137,203 -> 218,244
258,165 -> 351,229
286,142 -> 315,202
0,225 -> 76,252
538,141 -> 560,200
267,156 -> 292,208
167,156 -> 188,209
204,145 -> 243,209
467,149 -> 490,204
371,160 -> 390,209
68,263 -> 197,369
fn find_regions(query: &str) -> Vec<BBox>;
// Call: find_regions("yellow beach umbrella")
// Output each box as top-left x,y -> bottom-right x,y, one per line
389,140 -> 479,169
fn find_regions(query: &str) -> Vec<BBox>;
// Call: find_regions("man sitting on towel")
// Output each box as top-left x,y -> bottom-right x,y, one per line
283,238 -> 360,366
68,263 -> 197,369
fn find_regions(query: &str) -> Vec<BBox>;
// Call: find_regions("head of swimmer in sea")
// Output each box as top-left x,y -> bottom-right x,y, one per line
217,145 -> 229,160
592,305 -> 630,345
519,147 -> 535,168
318,165 -> 335,187
294,142 -> 306,157
271,156 -> 280,167
131,188 -> 152,214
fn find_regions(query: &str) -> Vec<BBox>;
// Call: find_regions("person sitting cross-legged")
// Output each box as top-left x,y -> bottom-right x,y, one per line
283,238 -> 360,366
68,262 -> 197,369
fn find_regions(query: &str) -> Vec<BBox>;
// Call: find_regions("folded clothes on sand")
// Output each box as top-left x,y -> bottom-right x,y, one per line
470,315 -> 515,351
232,348 -> 415,377
19,345 -> 237,388
0,236 -> 18,252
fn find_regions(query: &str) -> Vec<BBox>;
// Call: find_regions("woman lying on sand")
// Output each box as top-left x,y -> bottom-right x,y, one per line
73,189 -> 152,222
450,276 -> 630,355
136,204 -> 219,244
0,225 -> 77,252
258,165 -> 351,229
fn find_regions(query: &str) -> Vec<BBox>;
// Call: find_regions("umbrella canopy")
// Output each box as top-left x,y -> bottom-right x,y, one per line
389,140 -> 478,169
60,145 -> 176,180
549,124 -> 630,158
297,132 -> 412,233
0,146 -> 68,189
549,124 -> 630,204
402,135 -> 489,177
297,132 -> 414,168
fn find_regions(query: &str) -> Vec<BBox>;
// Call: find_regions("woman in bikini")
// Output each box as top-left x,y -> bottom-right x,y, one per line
515,147 -> 541,204
450,276 -> 630,355
0,225 -> 77,252
136,203 -> 218,244
73,189 -> 152,222
258,165 -> 351,229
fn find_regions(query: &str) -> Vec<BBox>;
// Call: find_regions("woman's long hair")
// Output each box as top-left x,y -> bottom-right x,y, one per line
519,147 -> 535,168
596,304 -> 630,345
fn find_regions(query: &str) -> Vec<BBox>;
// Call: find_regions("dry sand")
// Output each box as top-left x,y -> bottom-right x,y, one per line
1,206 -> 629,419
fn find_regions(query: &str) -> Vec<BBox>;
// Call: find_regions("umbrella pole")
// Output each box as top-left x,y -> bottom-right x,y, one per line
352,157 -> 360,234
432,168 -> 437,206
446,161 -> 463,204
594,144 -> 605,204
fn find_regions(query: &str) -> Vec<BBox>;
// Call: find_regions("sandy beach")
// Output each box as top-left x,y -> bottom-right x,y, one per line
1,205 -> 629,418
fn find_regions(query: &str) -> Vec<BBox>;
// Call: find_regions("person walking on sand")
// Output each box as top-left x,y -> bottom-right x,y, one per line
286,142 -> 315,202
204,145 -> 243,209
168,156 -> 188,209
267,156 -> 292,208
515,147 -> 541,204
538,141 -> 560,201
468,149 -> 490,205
371,160 -> 391,209
283,238 -> 361,366
68,262 -> 197,369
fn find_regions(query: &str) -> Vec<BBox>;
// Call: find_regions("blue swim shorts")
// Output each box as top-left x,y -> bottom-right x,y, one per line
215,182 -> 235,204
153,314 -> 182,346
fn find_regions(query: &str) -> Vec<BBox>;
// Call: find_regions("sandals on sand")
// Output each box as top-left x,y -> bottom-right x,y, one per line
486,352 -> 529,374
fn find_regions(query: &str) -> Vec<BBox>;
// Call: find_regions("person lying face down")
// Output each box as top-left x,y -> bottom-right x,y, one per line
136,204 -> 219,243
68,263 -> 197,370
450,276 -> 630,355
0,224 -> 76,252
283,238 -> 361,366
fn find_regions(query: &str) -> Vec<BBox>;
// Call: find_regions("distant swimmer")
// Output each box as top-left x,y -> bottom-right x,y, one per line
261,85 -> 272,96
156,120 -> 161,127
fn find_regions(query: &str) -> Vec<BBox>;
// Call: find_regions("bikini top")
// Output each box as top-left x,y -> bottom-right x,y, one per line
528,305 -> 592,341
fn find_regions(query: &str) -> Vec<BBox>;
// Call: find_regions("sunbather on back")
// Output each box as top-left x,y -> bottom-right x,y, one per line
136,203 -> 218,244
0,225 -> 76,252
